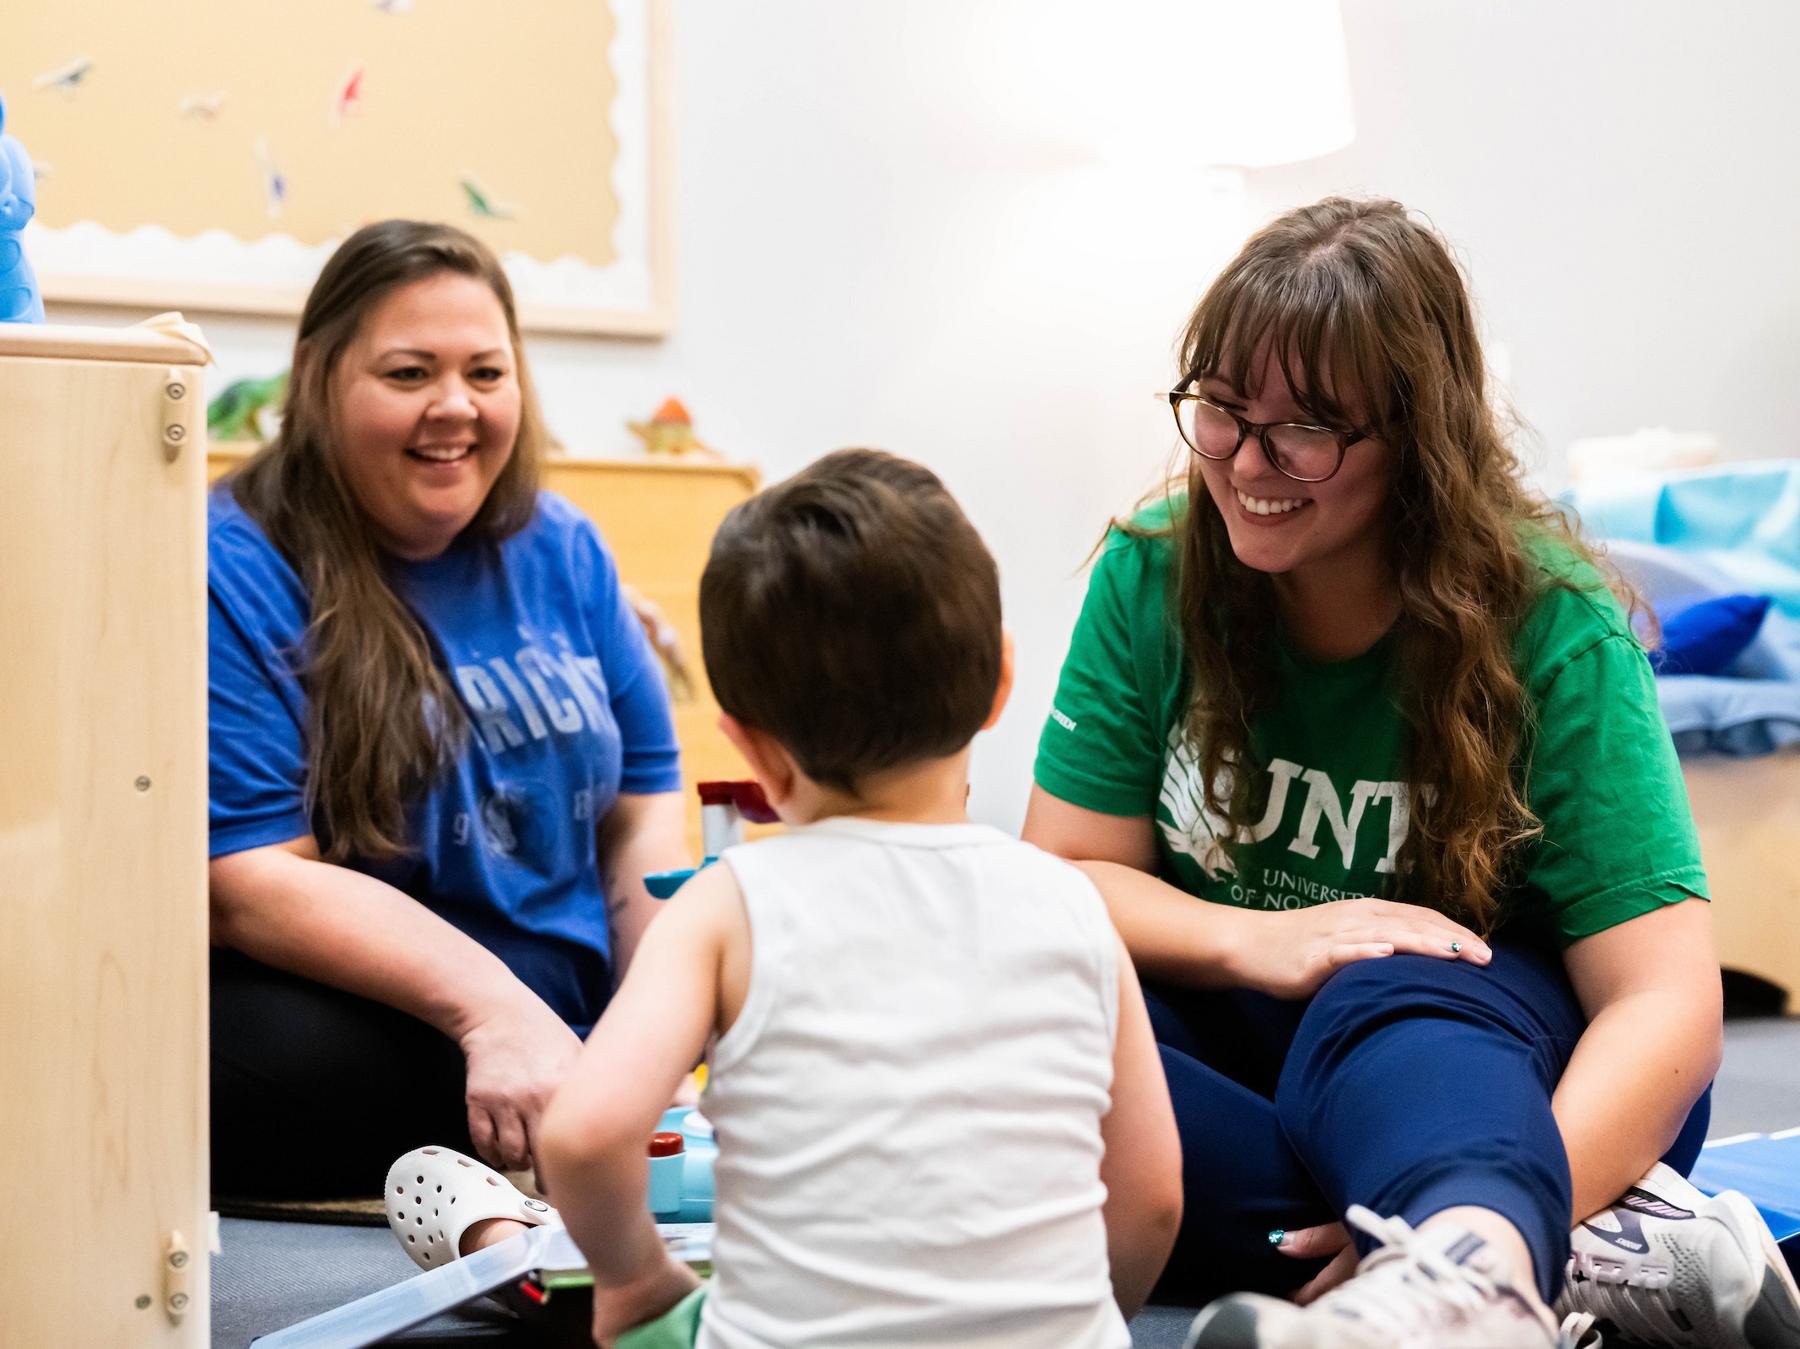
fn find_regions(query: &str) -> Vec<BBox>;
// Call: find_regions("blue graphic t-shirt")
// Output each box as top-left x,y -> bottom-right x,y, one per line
208,488 -> 682,1029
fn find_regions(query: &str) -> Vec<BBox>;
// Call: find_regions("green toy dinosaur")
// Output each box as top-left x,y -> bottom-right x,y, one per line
208,370 -> 289,443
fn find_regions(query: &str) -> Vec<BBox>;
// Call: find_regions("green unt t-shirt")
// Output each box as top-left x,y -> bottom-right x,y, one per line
1034,501 -> 1708,946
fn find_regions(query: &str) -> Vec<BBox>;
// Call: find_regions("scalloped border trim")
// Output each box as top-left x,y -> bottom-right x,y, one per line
22,0 -> 656,313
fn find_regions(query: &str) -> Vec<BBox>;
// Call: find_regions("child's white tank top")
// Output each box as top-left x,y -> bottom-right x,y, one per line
697,817 -> 1130,1349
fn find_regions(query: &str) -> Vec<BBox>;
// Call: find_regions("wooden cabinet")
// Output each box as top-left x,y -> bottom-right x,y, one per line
530,457 -> 764,853
1683,752 -> 1800,1005
207,449 -> 762,858
1,324 -> 211,1346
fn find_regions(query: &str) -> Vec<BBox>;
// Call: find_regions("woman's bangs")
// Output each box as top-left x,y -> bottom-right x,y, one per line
1282,301 -> 1394,435
1189,263 -> 1395,434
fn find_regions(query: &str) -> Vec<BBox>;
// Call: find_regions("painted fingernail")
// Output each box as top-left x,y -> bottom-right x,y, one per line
1267,1229 -> 1287,1247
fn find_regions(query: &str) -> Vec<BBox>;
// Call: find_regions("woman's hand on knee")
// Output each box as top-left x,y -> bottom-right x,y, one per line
1234,900 -> 1490,1000
457,996 -> 583,1173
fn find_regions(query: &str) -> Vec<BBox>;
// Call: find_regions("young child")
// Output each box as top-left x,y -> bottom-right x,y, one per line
535,448 -> 1183,1347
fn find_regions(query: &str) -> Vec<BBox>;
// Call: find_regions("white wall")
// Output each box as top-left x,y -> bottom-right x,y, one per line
52,0 -> 1800,830
1253,0 -> 1800,482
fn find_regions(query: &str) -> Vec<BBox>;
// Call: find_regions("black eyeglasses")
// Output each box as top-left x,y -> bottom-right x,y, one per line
1163,391 -> 1370,484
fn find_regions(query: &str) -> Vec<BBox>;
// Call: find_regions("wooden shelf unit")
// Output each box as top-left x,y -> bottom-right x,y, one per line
1682,750 -> 1800,1006
2,324 -> 212,1347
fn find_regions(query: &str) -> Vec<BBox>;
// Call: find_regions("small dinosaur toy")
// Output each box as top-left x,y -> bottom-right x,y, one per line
208,371 -> 289,442
627,397 -> 719,458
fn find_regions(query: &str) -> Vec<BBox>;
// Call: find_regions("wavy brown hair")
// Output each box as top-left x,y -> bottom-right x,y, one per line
1150,196 -> 1621,934
226,220 -> 548,862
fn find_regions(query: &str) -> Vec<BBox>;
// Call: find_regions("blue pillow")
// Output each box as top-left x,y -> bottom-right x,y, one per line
1652,593 -> 1773,676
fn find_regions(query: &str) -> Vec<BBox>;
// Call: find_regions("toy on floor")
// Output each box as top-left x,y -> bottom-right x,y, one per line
0,93 -> 46,324
652,1105 -> 718,1222
253,1220 -> 653,1348
644,779 -> 778,898
258,1131 -> 716,1348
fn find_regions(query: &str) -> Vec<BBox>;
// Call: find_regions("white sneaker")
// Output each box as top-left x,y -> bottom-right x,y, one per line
1183,1205 -> 1601,1348
1555,1161 -> 1800,1348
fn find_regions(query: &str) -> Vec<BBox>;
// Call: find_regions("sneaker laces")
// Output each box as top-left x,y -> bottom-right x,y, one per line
1560,1310 -> 1602,1347
1562,1270 -> 1679,1344
1319,1208 -> 1603,1348
1311,1206 -> 1508,1341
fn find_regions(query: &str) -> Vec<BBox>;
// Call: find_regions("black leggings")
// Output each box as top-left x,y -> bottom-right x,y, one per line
211,948 -> 475,1200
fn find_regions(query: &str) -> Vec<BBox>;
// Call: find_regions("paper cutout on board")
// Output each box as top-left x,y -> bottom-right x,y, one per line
332,66 -> 365,126
33,57 -> 93,95
255,138 -> 287,218
459,175 -> 517,221
180,91 -> 227,120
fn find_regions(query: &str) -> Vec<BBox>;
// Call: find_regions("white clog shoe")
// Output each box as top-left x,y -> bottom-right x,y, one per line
385,1145 -> 557,1270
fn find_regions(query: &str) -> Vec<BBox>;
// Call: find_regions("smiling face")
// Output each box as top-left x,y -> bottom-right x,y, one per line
1193,345 -> 1396,601
327,270 -> 522,560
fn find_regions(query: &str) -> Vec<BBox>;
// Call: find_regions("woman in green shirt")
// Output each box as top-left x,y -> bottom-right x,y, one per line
1026,198 -> 1796,1349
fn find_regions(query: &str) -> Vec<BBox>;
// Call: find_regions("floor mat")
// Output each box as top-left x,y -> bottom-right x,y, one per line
216,1169 -> 542,1229
215,1195 -> 388,1227
214,1218 -> 524,1346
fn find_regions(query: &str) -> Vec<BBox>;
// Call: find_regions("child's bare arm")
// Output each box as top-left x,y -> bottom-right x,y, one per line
536,862 -> 743,1337
1098,933 -> 1183,1319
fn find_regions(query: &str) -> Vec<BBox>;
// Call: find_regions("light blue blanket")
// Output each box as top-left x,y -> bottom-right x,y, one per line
1564,460 -> 1800,618
1563,462 -> 1800,756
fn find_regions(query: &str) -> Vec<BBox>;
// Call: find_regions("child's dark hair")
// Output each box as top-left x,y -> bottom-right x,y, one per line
699,448 -> 1003,792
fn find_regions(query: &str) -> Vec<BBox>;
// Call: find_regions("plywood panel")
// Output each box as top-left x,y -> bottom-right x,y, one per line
1682,750 -> 1800,1005
547,458 -> 768,854
0,340 -> 209,1345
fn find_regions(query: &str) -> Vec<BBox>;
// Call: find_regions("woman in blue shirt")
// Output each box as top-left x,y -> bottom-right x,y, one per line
208,220 -> 688,1197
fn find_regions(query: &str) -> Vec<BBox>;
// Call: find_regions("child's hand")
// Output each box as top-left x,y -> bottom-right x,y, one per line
592,1254 -> 701,1347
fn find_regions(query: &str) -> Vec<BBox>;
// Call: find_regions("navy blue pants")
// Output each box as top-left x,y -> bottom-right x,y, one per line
1149,942 -> 1711,1307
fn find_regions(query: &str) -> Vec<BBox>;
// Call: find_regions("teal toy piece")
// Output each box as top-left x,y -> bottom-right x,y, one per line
644,780 -> 778,899
658,1105 -> 717,1222
644,862 -> 704,898
0,94 -> 46,324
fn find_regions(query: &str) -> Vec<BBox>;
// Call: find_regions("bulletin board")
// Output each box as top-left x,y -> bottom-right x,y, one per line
1,0 -> 672,335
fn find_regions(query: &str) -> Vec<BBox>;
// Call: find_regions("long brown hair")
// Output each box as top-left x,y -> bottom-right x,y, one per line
228,220 -> 548,862
1156,196 -> 1616,934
